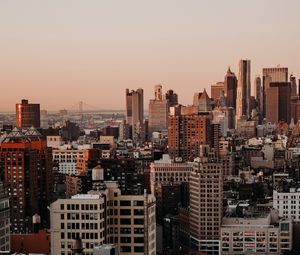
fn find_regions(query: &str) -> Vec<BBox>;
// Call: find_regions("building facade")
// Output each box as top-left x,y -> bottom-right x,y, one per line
262,67 -> 288,117
236,60 -> 251,120
50,182 -> 156,255
266,82 -> 291,124
16,99 -> 40,128
0,181 -> 10,252
168,112 -> 211,161
224,67 -> 237,109
149,85 -> 168,134
126,88 -> 144,143
189,156 -> 223,254
221,214 -> 292,254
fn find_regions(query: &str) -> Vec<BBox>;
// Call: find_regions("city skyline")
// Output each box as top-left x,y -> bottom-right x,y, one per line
0,0 -> 300,111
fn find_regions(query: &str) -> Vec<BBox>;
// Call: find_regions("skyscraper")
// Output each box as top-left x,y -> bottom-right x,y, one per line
254,76 -> 262,114
266,82 -> 291,124
224,67 -> 237,109
125,88 -> 144,143
16,99 -> 40,128
236,59 -> 251,120
189,152 -> 223,254
149,85 -> 168,134
262,67 -> 288,117
0,128 -> 39,233
290,75 -> 299,122
0,127 -> 53,233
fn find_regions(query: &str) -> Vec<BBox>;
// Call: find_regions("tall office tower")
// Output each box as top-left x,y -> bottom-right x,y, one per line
168,111 -> 211,161
262,67 -> 288,117
125,88 -> 144,143
290,75 -> 299,122
16,99 -> 40,128
0,128 -> 38,233
50,182 -> 156,255
236,59 -> 251,120
189,154 -> 223,254
164,89 -> 178,107
0,181 -> 10,252
24,127 -> 54,229
211,82 -> 224,101
0,127 -> 53,233
224,67 -> 237,109
254,76 -> 263,114
266,82 -> 291,124
149,85 -> 168,134
198,89 -> 212,112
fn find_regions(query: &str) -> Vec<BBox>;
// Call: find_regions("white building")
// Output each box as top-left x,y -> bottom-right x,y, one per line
221,212 -> 292,254
46,135 -> 63,149
273,188 -> 300,221
53,149 -> 85,175
50,182 -> 156,255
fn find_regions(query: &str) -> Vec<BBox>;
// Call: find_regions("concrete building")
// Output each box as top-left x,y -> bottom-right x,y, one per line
236,59 -> 251,120
266,82 -> 291,124
221,212 -> 292,254
149,85 -> 168,134
126,88 -> 144,143
93,244 -> 119,255
0,127 -> 53,233
53,149 -> 85,175
50,182 -> 156,255
16,99 -> 40,128
47,135 -> 63,149
0,181 -> 10,252
168,111 -> 211,161
273,188 -> 300,221
262,67 -> 288,117
50,193 -> 106,255
150,154 -> 193,193
189,155 -> 223,254
254,76 -> 263,114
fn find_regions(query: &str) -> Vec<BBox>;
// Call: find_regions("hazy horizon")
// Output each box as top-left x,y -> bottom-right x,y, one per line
1,0 -> 300,111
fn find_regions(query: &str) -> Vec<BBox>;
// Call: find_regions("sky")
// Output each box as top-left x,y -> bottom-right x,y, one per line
0,0 -> 300,112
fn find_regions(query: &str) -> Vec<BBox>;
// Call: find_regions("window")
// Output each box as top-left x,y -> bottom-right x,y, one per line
120,218 -> 131,225
134,218 -> 144,225
120,200 -> 131,206
134,237 -> 144,243
120,209 -> 131,215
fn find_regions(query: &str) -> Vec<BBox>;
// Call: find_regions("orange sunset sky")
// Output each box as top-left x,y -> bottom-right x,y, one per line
0,0 -> 299,111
